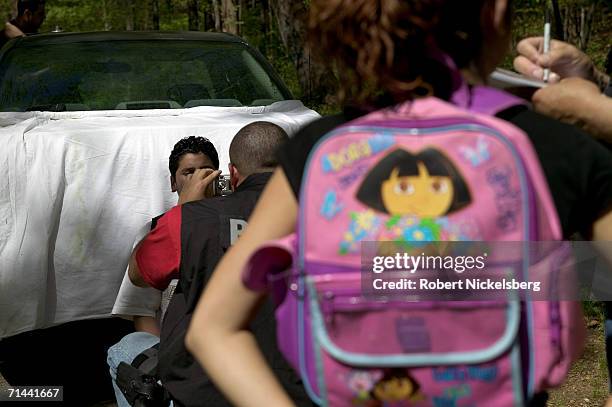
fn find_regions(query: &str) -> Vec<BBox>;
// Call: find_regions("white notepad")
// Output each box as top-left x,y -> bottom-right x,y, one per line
489,68 -> 547,89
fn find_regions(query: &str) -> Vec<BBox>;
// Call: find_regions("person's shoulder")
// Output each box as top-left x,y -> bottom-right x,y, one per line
499,105 -> 612,235
183,199 -> 221,218
283,112 -> 353,158
498,106 -> 607,154
184,196 -> 253,230
152,205 -> 182,230
291,113 -> 352,145
2,21 -> 24,41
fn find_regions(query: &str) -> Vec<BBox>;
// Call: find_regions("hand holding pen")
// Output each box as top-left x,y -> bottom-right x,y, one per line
513,37 -> 597,84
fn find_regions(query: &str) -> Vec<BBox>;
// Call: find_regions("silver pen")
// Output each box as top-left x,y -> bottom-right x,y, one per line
543,9 -> 551,82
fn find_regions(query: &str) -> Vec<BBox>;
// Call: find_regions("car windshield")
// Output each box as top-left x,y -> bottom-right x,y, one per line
0,39 -> 290,111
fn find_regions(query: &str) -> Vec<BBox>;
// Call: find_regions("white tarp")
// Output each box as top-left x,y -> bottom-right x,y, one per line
0,100 -> 319,338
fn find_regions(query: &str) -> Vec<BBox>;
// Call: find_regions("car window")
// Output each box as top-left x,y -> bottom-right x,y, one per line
0,40 -> 290,111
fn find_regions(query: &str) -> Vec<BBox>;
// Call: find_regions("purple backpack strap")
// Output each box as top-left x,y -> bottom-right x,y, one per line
427,49 -> 527,116
451,81 -> 527,116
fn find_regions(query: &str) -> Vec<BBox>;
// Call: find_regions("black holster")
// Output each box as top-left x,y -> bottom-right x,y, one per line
116,344 -> 170,407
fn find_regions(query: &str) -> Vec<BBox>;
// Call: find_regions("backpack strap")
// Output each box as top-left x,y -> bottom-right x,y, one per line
451,80 -> 528,116
426,49 -> 528,116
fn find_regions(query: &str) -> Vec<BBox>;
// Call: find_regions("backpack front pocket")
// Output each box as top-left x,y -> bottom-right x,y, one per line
305,275 -> 525,406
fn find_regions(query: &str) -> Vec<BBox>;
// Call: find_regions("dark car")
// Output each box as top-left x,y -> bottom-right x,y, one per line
0,31 -> 293,111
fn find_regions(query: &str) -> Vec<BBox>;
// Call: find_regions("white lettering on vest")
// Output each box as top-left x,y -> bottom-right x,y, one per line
229,219 -> 248,245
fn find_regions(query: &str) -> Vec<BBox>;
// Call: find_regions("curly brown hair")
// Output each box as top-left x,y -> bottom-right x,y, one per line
309,0 -> 512,107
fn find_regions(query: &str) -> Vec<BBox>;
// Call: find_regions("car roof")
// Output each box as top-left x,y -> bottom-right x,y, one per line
11,31 -> 245,47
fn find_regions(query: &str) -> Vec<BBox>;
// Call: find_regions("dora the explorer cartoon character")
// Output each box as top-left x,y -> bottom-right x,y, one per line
339,148 -> 473,253
356,148 -> 471,218
366,369 -> 424,407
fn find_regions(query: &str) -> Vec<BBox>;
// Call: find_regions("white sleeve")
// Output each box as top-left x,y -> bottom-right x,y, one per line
111,270 -> 162,319
111,221 -> 162,319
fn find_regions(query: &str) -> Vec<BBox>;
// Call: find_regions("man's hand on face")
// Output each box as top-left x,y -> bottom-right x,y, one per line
178,168 -> 221,205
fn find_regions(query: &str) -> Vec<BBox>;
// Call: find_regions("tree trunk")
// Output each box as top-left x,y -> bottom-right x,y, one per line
270,0 -> 335,104
125,0 -> 135,31
188,0 -> 200,31
551,0 -> 564,41
221,0 -> 237,34
203,1 -> 215,31
102,0 -> 110,30
212,0 -> 222,31
260,0 -> 270,56
151,0 -> 160,30
562,4 -> 595,50
237,0 -> 246,36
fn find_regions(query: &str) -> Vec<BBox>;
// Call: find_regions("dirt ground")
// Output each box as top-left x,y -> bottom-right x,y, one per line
549,323 -> 609,407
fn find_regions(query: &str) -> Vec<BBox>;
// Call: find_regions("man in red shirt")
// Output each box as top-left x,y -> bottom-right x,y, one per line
126,134 -> 220,287
108,136 -> 220,407
127,148 -> 221,290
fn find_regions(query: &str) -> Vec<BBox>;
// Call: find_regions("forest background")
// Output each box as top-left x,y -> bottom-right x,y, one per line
0,0 -> 610,113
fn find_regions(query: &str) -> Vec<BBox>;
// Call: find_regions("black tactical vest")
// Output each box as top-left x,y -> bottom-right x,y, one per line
158,172 -> 311,407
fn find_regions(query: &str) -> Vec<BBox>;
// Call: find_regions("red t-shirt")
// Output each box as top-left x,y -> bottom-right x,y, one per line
135,205 -> 182,290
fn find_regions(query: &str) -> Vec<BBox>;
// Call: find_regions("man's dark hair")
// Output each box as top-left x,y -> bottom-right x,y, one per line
169,136 -> 219,177
229,121 -> 288,177
18,0 -> 45,16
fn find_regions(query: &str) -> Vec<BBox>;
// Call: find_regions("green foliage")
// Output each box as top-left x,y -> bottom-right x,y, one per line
238,4 -> 303,100
583,300 -> 605,320
270,57 -> 302,100
42,0 -> 106,32
0,0 -> 13,20
21,0 -> 195,32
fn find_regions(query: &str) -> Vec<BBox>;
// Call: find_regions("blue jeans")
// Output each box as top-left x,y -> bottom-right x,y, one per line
107,331 -> 161,407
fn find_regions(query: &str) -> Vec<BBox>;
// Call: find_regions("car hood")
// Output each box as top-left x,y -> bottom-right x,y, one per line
0,100 -> 319,338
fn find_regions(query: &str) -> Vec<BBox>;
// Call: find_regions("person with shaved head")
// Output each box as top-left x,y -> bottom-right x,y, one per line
226,121 -> 288,189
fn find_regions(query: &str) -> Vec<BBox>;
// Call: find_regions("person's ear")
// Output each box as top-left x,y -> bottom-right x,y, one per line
229,164 -> 239,190
171,175 -> 177,193
22,9 -> 32,24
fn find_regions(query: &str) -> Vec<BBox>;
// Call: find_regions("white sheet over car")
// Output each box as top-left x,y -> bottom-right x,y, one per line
0,101 -> 319,338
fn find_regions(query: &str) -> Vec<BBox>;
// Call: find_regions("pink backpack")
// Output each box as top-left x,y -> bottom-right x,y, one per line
243,86 -> 585,406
